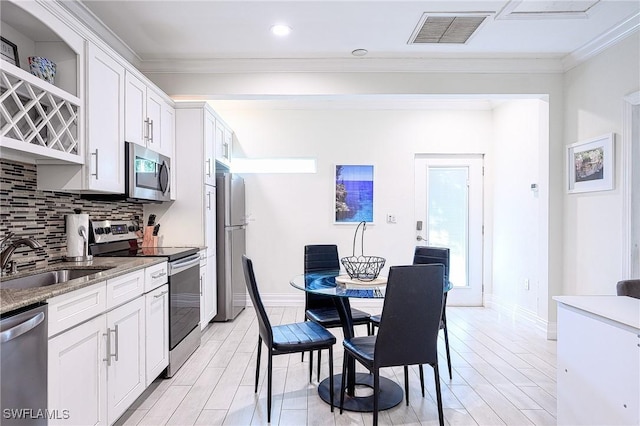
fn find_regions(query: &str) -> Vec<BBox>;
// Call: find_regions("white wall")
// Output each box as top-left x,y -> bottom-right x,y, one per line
563,33 -> 640,295
490,99 -> 548,322
210,107 -> 494,303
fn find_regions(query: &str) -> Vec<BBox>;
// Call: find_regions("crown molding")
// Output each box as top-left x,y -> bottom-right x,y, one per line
139,56 -> 564,74
562,12 -> 640,71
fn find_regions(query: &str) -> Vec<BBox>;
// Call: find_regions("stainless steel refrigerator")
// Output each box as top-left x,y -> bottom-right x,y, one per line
213,173 -> 247,321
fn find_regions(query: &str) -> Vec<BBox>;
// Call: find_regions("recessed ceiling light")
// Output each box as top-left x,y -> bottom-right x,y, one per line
352,49 -> 368,57
270,24 -> 292,36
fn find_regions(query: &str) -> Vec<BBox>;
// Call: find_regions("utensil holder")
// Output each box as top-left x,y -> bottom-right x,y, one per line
141,226 -> 158,247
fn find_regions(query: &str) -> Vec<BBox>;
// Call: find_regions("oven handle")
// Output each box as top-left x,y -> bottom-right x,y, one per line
169,254 -> 201,275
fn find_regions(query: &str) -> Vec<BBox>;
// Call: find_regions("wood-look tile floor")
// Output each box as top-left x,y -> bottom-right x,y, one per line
115,306 -> 557,425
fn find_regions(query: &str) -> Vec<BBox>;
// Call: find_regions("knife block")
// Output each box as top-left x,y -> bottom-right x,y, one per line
141,226 -> 158,247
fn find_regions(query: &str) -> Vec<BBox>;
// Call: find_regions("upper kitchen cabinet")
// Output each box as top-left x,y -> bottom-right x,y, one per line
214,116 -> 233,169
85,42 -> 125,193
0,0 -> 84,164
125,71 -> 174,158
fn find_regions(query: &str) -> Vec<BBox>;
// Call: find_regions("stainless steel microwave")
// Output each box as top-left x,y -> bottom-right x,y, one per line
125,142 -> 171,202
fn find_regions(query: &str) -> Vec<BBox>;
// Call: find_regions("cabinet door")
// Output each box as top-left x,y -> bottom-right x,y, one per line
214,119 -> 226,166
124,72 -> 147,147
204,111 -> 216,185
106,297 -> 145,424
205,184 -> 216,258
86,43 -> 124,193
48,315 -> 107,426
146,89 -> 163,154
145,284 -> 169,386
161,100 -> 175,159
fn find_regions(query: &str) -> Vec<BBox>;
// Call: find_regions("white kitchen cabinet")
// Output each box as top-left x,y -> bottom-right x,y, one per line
106,296 -> 146,424
124,71 -> 173,157
556,296 -> 640,426
0,0 -> 84,164
204,110 -> 216,186
85,42 -> 125,193
48,264 -> 167,425
48,315 -> 107,426
215,117 -> 233,168
145,284 -> 169,385
199,249 -> 217,329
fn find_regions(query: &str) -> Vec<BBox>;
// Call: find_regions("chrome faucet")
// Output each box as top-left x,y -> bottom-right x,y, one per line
1,234 -> 43,275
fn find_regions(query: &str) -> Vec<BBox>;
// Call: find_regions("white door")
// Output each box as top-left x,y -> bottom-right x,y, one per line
414,155 -> 484,306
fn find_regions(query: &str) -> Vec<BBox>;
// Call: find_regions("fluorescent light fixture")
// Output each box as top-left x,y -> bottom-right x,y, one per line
231,158 -> 316,174
270,24 -> 292,36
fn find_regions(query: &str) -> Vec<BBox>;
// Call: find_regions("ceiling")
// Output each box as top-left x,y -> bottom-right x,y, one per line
63,0 -> 640,73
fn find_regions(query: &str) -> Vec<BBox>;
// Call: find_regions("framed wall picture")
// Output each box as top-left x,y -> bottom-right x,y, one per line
1,37 -> 19,67
567,133 -> 615,193
334,164 -> 374,223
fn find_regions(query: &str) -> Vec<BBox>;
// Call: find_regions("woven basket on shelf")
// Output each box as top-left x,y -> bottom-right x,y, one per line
340,221 -> 385,281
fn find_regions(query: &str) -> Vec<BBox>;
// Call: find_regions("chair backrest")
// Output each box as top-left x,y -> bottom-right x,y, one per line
413,246 -> 450,282
375,264 -> 444,369
616,279 -> 640,299
242,255 -> 273,347
304,245 -> 340,310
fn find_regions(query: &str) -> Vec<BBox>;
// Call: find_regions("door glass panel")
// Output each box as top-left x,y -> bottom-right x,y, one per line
428,167 -> 468,288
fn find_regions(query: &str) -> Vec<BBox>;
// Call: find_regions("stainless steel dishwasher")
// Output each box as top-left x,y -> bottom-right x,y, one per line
1,303 -> 47,425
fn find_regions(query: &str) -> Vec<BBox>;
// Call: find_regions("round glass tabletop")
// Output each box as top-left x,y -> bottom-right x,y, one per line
290,269 -> 453,299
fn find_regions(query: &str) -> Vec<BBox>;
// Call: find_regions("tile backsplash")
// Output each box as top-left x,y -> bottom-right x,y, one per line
0,159 -> 143,272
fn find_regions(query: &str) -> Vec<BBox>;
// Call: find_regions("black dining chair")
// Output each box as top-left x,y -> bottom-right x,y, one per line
616,279 -> 640,299
303,244 -> 371,380
370,246 -> 453,380
340,264 -> 445,426
242,255 -> 336,423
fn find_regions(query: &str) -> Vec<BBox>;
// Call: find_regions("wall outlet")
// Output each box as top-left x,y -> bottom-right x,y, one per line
386,214 -> 397,224
524,279 -> 530,290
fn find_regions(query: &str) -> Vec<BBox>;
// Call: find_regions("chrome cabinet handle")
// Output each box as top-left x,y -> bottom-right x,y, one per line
143,118 -> 149,143
104,326 -> 118,365
200,275 -> 203,296
148,119 -> 154,144
91,149 -> 99,179
154,290 -> 168,298
151,271 -> 167,279
207,191 -> 212,210
206,158 -> 212,177
223,142 -> 229,159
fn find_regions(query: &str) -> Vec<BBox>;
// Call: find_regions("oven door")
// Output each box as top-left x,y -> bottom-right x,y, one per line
168,254 -> 201,350
126,142 -> 171,202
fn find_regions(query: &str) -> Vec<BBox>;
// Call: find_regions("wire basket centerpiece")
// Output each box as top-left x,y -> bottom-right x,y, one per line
341,221 -> 386,281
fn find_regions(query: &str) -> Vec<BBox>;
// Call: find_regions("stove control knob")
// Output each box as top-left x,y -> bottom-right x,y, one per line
94,227 -> 104,235
128,225 -> 136,232
104,227 -> 111,234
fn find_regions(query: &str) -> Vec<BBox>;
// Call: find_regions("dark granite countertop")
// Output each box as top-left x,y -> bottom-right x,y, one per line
0,257 -> 166,314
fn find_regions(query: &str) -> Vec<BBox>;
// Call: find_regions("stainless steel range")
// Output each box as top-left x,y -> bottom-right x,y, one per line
89,219 -> 201,377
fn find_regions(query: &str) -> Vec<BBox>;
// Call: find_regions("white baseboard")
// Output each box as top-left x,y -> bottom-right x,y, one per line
485,293 -> 556,340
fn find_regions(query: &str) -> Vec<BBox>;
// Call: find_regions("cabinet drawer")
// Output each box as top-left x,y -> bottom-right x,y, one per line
47,282 -> 106,337
106,270 -> 144,309
145,262 -> 168,292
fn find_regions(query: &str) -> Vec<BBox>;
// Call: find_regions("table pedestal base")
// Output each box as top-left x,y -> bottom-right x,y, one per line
318,372 -> 404,412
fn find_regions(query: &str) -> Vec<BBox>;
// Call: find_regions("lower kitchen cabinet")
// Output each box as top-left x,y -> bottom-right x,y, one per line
47,263 -> 167,425
199,251 -> 217,330
106,297 -> 146,424
145,284 -> 169,386
48,315 -> 107,425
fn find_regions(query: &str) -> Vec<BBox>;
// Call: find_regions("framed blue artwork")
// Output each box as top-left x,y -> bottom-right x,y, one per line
334,164 -> 374,223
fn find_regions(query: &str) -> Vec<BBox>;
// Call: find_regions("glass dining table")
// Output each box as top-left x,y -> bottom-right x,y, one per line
290,270 -> 402,413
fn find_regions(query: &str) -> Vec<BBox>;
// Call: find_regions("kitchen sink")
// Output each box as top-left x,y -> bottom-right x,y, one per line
0,268 -> 112,290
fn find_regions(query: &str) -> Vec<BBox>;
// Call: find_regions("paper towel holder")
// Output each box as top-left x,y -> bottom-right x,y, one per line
65,209 -> 93,262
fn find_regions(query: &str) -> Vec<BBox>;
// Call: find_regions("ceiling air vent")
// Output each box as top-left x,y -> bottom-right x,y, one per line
409,14 -> 489,44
